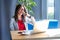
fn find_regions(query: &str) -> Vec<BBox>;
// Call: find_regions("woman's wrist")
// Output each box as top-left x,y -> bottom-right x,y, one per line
26,14 -> 31,18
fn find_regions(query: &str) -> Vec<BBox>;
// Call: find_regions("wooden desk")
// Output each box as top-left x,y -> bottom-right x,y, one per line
10,29 -> 60,40
10,31 -> 48,40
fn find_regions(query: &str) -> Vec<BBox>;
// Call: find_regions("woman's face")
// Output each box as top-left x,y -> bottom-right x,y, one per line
18,6 -> 24,15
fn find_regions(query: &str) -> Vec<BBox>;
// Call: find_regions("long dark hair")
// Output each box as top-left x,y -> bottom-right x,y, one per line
14,4 -> 27,22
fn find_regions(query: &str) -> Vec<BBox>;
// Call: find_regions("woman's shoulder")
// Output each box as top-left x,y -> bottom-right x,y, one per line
10,17 -> 15,21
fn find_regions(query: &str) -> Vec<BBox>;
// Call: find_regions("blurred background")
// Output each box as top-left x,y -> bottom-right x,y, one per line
1,0 -> 60,40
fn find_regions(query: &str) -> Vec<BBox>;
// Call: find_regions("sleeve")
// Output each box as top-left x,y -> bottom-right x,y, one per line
30,16 -> 36,25
26,16 -> 36,25
10,18 -> 15,31
25,13 -> 36,25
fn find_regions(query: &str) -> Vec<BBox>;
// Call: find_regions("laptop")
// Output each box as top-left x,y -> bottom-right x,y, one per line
19,20 -> 49,35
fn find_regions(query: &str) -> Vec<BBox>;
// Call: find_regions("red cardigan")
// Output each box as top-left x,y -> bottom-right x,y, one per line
18,20 -> 26,30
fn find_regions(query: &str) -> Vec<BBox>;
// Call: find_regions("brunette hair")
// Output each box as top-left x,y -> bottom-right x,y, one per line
14,4 -> 27,22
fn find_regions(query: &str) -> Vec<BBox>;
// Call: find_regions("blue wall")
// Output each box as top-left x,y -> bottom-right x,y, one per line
32,0 -> 47,21
0,0 -> 1,40
32,0 -> 42,21
42,0 -> 47,19
54,0 -> 60,28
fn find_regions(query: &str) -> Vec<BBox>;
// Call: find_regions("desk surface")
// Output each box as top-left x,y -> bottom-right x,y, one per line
10,31 -> 48,40
10,29 -> 60,40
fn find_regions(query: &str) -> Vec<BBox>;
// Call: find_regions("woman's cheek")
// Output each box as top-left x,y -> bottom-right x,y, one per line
19,10 -> 22,13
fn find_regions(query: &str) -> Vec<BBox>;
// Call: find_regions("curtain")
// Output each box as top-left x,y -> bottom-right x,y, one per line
1,0 -> 17,40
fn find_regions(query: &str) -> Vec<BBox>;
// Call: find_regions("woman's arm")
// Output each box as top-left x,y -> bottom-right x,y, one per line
30,16 -> 36,25
23,5 -> 36,25
26,13 -> 36,25
10,18 -> 15,31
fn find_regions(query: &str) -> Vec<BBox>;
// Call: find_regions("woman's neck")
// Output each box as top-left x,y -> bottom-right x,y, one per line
18,14 -> 22,20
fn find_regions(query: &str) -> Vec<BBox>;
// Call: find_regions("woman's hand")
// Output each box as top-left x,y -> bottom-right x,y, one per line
22,5 -> 31,18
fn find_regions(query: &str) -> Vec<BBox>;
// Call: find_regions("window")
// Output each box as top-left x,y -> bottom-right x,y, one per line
47,0 -> 54,19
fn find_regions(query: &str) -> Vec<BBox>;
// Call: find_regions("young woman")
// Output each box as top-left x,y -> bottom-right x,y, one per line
10,4 -> 35,31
